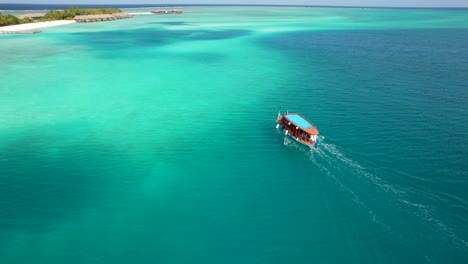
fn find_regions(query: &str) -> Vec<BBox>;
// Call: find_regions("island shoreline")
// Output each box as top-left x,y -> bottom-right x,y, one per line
0,20 -> 75,34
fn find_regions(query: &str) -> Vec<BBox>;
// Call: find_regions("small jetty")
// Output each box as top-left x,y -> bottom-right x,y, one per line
74,12 -> 133,23
151,10 -> 183,14
0,29 -> 42,34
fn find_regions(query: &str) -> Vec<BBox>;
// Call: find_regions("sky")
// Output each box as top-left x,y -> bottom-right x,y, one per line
2,0 -> 468,8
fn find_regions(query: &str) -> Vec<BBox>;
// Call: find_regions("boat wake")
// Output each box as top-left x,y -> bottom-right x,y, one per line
304,138 -> 468,254
319,142 -> 404,195
308,140 -> 393,232
283,136 -> 392,231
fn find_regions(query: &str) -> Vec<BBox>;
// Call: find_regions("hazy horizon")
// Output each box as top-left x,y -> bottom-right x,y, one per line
1,0 -> 468,8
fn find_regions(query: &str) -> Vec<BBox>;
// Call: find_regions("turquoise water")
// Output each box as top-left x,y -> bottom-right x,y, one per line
1,7 -> 467,263
285,114 -> 314,129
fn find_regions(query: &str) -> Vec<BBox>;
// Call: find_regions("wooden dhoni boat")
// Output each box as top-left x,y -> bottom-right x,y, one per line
276,110 -> 320,148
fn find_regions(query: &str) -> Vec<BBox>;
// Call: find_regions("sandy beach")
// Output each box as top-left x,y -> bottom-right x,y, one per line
0,20 -> 75,33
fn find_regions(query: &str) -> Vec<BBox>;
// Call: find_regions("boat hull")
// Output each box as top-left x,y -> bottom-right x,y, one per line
276,123 -> 320,148
276,111 -> 320,148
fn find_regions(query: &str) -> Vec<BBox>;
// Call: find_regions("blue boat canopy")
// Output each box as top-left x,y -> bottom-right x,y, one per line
285,114 -> 314,129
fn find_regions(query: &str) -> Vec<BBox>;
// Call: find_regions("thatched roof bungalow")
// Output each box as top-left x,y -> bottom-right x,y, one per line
151,10 -> 168,14
151,9 -> 183,14
74,12 -> 133,23
18,13 -> 45,20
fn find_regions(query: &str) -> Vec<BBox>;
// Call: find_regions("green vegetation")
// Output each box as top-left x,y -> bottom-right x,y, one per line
0,14 -> 19,27
0,8 -> 123,27
19,16 -> 34,24
0,14 -> 37,26
41,7 -> 122,21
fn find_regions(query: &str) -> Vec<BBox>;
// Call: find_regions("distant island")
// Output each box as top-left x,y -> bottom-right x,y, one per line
0,7 -> 130,27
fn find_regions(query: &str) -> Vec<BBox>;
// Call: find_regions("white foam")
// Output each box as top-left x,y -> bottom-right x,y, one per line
320,142 -> 404,195
316,140 -> 467,251
309,150 -> 393,232
399,199 -> 468,250
128,12 -> 153,15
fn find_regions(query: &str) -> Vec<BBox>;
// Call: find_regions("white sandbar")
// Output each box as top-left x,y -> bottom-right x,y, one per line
0,20 -> 75,33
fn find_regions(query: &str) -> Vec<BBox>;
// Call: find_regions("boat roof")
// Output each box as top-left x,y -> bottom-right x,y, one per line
284,113 -> 319,135
285,114 -> 313,129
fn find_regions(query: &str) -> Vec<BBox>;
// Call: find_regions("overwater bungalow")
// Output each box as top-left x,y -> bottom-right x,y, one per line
151,9 -> 183,14
151,10 -> 168,14
74,12 -> 133,23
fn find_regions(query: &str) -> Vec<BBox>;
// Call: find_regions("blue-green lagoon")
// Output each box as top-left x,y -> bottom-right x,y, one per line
0,6 -> 467,263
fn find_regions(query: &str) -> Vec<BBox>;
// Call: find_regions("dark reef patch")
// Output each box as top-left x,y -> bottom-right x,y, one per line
0,123 -> 137,234
70,28 -> 252,50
